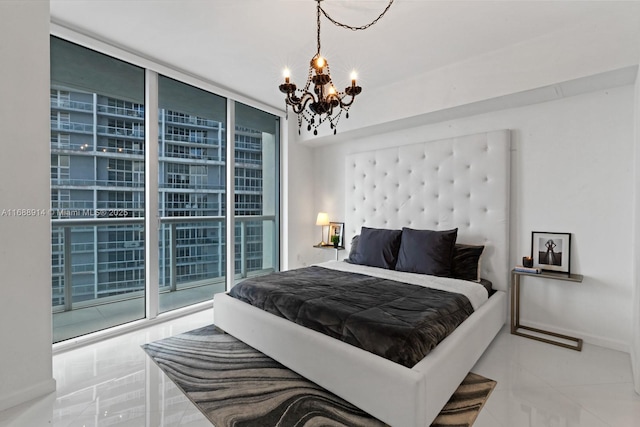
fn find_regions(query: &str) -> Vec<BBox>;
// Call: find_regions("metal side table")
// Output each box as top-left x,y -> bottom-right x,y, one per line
511,269 -> 584,351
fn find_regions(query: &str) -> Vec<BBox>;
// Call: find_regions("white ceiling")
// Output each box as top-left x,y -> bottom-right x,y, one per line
50,0 -> 640,138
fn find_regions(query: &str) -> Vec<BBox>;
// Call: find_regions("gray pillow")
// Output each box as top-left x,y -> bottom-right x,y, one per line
345,235 -> 360,264
350,227 -> 402,269
395,228 -> 458,276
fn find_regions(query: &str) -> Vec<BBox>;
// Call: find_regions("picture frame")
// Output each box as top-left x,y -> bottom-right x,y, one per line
327,222 -> 344,247
531,231 -> 571,274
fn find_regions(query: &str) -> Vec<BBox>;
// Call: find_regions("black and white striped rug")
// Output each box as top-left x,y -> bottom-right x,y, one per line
142,325 -> 495,427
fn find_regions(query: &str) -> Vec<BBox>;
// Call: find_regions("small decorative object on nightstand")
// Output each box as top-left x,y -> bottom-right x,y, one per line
328,222 -> 344,248
531,231 -> 571,274
510,268 -> 584,351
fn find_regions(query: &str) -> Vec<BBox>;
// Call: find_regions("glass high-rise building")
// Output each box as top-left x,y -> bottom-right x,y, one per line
50,86 -> 274,341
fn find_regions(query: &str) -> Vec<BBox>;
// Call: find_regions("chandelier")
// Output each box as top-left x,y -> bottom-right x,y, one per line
279,0 -> 394,136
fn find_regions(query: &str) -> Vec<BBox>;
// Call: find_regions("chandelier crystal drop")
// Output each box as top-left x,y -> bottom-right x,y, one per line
279,0 -> 393,136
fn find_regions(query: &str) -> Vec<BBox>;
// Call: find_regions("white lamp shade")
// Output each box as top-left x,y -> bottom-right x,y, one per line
316,212 -> 330,226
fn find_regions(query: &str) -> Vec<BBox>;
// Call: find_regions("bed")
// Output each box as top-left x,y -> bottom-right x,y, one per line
214,130 -> 511,426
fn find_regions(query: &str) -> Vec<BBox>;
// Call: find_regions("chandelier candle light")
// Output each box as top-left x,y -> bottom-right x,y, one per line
279,0 -> 394,136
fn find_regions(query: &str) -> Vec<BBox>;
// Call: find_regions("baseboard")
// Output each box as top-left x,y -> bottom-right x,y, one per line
0,378 -> 56,413
519,318 -> 630,353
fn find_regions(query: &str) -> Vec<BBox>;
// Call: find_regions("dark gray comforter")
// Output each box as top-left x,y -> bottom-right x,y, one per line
228,266 -> 474,368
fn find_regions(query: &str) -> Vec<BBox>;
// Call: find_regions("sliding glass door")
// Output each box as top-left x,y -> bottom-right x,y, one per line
233,102 -> 280,282
50,37 -> 281,343
50,37 -> 146,342
157,76 -> 227,313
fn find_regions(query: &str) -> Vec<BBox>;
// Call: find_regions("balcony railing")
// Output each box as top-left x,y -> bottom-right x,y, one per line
163,113 -> 221,129
51,178 -> 145,188
235,158 -> 262,166
51,121 -> 94,133
97,104 -> 144,118
50,98 -> 94,112
235,141 -> 262,151
51,215 -> 276,313
96,125 -> 144,139
51,141 -> 144,157
164,134 -> 219,145
50,200 -> 96,212
160,182 -> 225,191
235,185 -> 264,192
161,150 -> 221,162
96,146 -> 144,156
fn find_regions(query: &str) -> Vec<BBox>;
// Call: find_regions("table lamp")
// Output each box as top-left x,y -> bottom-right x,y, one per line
316,212 -> 329,246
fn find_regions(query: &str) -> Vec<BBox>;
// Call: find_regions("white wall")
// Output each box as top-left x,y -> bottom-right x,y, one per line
0,0 -> 56,411
283,118 -> 316,269
301,18 -> 640,142
290,85 -> 636,351
633,63 -> 640,393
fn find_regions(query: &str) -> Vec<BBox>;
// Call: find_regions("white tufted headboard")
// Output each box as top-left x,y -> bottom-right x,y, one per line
345,130 -> 511,291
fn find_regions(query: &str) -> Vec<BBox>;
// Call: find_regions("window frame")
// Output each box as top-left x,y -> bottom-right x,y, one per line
50,27 -> 284,348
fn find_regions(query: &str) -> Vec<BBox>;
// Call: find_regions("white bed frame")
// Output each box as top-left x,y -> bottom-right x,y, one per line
215,130 -> 511,426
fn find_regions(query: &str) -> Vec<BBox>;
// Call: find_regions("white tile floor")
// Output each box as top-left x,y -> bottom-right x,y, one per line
1,309 -> 639,427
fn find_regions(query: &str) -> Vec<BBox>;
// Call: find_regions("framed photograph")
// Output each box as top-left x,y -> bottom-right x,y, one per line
328,222 -> 344,247
531,231 -> 571,274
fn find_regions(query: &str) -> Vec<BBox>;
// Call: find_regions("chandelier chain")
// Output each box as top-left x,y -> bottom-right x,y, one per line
318,0 -> 394,32
316,1 -> 322,56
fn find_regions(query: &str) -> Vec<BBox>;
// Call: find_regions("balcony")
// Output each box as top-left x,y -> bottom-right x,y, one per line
51,215 -> 276,343
160,182 -> 224,191
52,142 -> 145,158
235,185 -> 263,194
235,140 -> 262,151
50,98 -> 94,112
51,121 -> 94,134
235,159 -> 263,167
97,104 -> 144,119
163,134 -> 219,146
96,125 -> 144,139
51,178 -> 144,190
161,148 -> 221,162
96,146 -> 144,157
163,113 -> 221,129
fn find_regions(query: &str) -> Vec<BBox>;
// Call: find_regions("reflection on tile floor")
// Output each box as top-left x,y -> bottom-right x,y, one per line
1,309 -> 639,427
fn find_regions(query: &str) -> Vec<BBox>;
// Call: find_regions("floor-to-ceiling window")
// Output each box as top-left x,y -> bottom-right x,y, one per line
50,37 -> 146,342
157,76 -> 227,313
50,36 -> 281,343
233,102 -> 279,281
